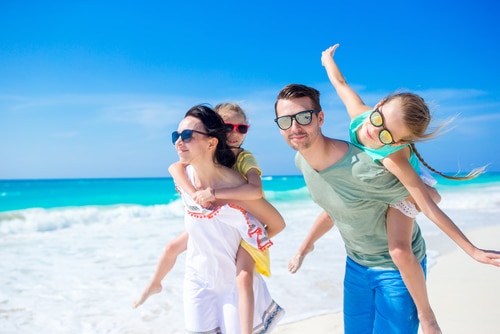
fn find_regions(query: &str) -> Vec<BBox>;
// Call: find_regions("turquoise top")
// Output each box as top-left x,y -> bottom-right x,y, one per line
350,111 -> 420,171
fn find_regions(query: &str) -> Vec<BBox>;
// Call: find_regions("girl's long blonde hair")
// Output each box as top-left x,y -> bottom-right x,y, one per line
387,92 -> 486,180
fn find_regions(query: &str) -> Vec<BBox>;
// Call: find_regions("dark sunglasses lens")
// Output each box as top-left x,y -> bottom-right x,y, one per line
276,116 -> 292,130
181,130 -> 194,143
171,131 -> 179,144
224,124 -> 233,133
172,130 -> 194,144
237,125 -> 248,134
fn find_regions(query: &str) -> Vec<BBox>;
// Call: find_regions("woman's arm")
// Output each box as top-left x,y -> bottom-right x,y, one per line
383,149 -> 500,266
321,44 -> 371,118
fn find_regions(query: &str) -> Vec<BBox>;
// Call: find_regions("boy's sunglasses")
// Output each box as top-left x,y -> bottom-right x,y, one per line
274,110 -> 320,130
369,109 -> 396,145
171,129 -> 211,144
225,123 -> 249,134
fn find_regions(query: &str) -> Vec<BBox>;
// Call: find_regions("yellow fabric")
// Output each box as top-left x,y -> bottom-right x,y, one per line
240,239 -> 271,277
234,149 -> 271,276
232,149 -> 262,180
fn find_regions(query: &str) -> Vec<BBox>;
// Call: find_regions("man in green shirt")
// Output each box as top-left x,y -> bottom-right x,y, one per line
274,83 -> 425,333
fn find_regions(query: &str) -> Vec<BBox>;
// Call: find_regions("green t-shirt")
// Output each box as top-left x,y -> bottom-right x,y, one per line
295,141 -> 426,269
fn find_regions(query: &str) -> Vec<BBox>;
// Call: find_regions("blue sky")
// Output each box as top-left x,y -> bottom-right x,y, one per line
1,0 -> 499,179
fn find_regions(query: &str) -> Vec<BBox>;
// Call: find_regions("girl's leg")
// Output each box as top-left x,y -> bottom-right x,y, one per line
133,231 -> 188,308
386,207 -> 441,334
236,246 -> 255,334
371,261 -> 420,334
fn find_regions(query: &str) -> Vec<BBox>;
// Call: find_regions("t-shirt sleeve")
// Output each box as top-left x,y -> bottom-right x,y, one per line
235,150 -> 262,178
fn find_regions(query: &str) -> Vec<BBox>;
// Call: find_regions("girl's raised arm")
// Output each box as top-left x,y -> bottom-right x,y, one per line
321,44 -> 371,118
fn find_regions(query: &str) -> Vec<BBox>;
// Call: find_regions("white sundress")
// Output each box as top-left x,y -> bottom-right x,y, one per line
180,166 -> 284,334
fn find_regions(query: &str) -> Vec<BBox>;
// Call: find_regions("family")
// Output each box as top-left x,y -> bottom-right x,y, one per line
134,44 -> 500,333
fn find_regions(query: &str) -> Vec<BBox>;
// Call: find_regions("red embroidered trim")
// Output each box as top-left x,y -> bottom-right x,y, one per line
228,203 -> 273,251
186,206 -> 222,219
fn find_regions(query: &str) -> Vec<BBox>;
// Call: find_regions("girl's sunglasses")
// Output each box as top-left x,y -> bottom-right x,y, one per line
171,129 -> 210,144
225,123 -> 249,134
369,109 -> 396,145
274,110 -> 320,130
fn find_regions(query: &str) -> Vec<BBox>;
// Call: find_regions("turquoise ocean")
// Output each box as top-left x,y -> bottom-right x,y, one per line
1,173 -> 500,333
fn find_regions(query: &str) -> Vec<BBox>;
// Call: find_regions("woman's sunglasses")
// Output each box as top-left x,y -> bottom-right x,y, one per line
225,123 -> 249,134
171,129 -> 210,144
274,110 -> 320,130
369,108 -> 396,145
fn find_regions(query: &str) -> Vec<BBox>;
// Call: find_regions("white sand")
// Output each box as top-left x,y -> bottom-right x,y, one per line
273,225 -> 500,334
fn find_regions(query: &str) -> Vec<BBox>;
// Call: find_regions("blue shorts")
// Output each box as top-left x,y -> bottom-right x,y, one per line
343,256 -> 427,334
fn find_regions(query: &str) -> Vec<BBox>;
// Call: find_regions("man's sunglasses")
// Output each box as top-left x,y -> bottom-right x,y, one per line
369,108 -> 395,145
274,110 -> 320,130
171,129 -> 211,144
225,123 -> 249,134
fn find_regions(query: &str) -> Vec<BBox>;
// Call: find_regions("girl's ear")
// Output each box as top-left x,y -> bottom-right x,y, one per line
394,139 -> 411,146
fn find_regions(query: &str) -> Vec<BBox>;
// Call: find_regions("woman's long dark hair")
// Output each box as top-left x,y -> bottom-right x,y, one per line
185,105 -> 236,168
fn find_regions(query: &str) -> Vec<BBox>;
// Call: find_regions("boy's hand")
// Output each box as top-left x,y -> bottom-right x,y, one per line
193,188 -> 216,208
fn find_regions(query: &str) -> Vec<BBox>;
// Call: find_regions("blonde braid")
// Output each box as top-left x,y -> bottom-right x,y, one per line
410,143 -> 486,180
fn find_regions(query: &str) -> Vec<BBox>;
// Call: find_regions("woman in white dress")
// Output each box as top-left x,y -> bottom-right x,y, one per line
173,105 -> 284,333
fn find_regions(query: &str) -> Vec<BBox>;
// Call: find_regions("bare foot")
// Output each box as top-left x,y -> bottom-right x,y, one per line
133,283 -> 162,308
288,245 -> 314,274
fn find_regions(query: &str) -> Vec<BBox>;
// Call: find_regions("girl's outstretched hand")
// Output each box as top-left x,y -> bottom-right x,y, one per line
471,248 -> 500,266
321,43 -> 340,66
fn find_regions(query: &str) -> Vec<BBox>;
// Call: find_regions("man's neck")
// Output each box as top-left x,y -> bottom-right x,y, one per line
301,136 -> 348,172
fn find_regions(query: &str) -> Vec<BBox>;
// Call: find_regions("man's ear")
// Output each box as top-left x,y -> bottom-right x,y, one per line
317,110 -> 325,126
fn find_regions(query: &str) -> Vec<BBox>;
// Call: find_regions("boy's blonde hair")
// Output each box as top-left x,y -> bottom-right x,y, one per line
214,102 -> 248,123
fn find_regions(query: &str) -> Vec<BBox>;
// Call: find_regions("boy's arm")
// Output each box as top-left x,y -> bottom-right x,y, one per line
168,161 -> 196,198
196,168 -> 263,203
321,44 -> 371,118
230,197 -> 285,238
383,149 -> 500,266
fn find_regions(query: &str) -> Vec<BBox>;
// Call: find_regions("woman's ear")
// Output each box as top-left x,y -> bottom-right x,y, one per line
208,137 -> 218,150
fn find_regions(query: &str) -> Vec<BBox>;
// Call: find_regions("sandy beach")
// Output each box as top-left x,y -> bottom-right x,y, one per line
273,224 -> 500,334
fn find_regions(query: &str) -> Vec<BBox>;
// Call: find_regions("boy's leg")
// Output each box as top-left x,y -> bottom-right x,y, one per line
236,245 -> 255,334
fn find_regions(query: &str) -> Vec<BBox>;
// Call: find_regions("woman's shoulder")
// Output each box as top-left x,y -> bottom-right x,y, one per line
218,165 -> 246,187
